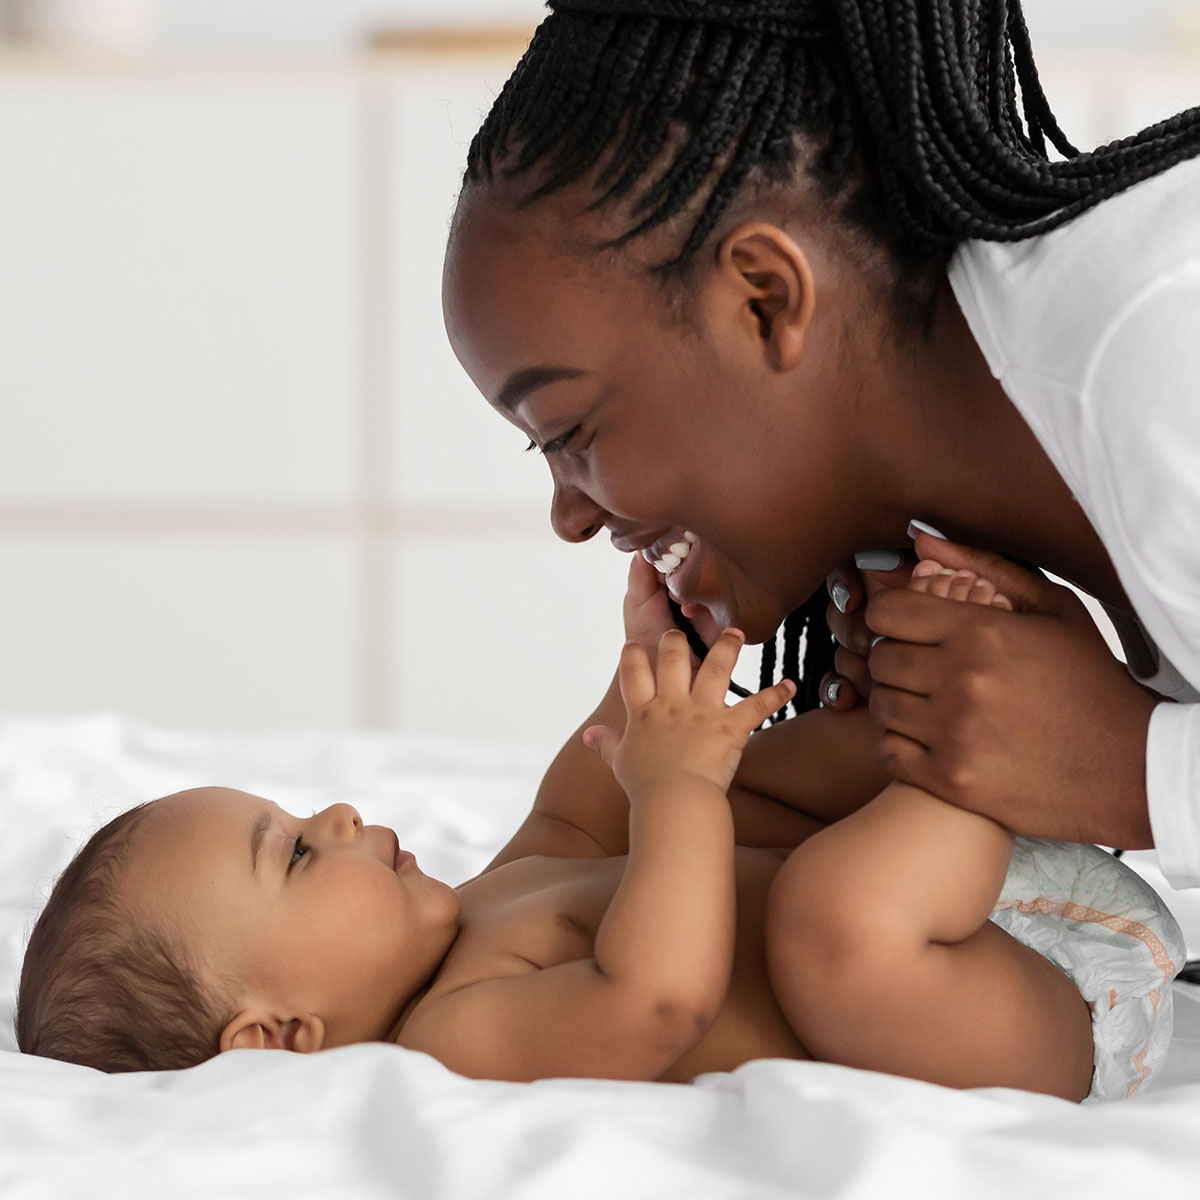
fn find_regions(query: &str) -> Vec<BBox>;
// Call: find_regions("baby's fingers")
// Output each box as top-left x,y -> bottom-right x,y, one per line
691,628 -> 745,703
733,679 -> 797,730
581,723 -> 619,771
616,639 -> 656,711
654,628 -> 696,697
625,551 -> 661,606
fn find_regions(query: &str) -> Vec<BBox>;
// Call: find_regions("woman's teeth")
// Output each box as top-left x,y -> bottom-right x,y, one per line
642,531 -> 697,575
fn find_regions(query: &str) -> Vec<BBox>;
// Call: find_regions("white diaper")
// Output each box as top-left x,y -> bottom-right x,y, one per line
989,837 -> 1186,1102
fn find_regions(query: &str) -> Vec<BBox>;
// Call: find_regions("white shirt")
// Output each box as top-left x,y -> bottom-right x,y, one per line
948,153 -> 1200,888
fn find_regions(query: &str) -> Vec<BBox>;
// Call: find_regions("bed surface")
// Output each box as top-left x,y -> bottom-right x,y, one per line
3,713 -> 1200,1199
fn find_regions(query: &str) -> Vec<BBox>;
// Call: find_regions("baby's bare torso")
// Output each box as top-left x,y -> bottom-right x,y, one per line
397,848 -> 810,1081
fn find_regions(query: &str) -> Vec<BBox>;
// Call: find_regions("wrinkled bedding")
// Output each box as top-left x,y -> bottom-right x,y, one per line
3,713 -> 1200,1199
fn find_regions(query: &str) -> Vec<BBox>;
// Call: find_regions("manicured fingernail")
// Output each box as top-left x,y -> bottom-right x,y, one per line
907,519 -> 948,541
823,679 -> 841,705
854,549 -> 904,571
830,582 -> 851,613
869,635 -> 886,649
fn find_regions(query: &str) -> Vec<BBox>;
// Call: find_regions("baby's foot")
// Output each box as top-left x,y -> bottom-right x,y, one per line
908,559 -> 1013,610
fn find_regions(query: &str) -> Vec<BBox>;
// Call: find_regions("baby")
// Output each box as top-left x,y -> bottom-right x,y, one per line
16,556 -> 1183,1101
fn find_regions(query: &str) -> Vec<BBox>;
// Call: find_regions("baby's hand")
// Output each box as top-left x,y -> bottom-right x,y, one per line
583,628 -> 796,799
622,552 -> 724,673
622,553 -> 687,668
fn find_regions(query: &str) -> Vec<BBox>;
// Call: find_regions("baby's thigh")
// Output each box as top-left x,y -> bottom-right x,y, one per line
762,843 -> 1094,1099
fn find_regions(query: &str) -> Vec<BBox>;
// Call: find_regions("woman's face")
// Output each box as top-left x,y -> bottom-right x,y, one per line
442,186 -> 866,643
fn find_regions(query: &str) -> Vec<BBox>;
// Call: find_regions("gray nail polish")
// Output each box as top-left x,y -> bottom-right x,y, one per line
907,518 -> 948,541
830,582 -> 851,613
870,634 -> 887,649
824,680 -> 841,705
854,549 -> 904,571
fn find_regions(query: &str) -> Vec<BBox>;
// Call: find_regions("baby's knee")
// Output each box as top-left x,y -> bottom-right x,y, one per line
764,843 -> 913,997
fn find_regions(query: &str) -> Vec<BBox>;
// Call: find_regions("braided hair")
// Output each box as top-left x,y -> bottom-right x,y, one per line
462,0 -> 1200,715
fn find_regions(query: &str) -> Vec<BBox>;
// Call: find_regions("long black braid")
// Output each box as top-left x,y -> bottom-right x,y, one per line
462,0 -> 1200,715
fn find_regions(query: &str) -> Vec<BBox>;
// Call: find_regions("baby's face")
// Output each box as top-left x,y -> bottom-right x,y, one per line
122,787 -> 461,1049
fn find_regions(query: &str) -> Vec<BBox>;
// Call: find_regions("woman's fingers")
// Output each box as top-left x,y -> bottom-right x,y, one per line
867,683 -> 930,745
825,552 -> 917,707
865,638 -> 937,695
818,669 -> 861,710
833,644 -> 872,697
873,728 -> 935,791
825,559 -> 865,618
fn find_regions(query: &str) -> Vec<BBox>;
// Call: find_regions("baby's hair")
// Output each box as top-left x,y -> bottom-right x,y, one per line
462,0 -> 1199,714
15,802 -> 233,1073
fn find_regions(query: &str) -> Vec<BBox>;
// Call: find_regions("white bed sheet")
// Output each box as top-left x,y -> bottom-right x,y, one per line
3,713 -> 1200,1200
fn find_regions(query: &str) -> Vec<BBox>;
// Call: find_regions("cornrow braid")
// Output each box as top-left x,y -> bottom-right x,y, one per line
464,0 -> 1198,712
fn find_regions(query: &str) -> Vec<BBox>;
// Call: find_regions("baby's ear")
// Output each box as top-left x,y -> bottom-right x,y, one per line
220,1010 -> 325,1054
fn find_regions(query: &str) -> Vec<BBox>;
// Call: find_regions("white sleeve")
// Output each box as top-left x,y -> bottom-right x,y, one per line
1147,703 -> 1200,889
1086,262 -> 1200,888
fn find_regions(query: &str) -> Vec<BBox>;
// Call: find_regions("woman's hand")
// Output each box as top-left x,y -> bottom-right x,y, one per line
864,534 -> 1160,848
820,550 -> 917,709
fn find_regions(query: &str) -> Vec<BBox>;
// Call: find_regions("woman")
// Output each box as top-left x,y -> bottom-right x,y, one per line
440,0 -> 1200,884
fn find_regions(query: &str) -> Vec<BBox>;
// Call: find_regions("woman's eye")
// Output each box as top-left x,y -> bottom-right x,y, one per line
524,426 -> 580,456
289,837 -> 308,869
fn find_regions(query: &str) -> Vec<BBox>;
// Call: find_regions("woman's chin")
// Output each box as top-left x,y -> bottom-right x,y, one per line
682,596 -> 788,647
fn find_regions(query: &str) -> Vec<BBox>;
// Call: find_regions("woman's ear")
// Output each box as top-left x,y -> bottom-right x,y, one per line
220,1008 -> 326,1054
718,222 -> 816,371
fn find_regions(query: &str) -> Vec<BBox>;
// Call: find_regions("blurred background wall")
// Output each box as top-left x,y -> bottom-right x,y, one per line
0,0 -> 1195,747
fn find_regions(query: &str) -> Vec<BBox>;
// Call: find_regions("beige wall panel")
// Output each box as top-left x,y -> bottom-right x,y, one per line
392,532 -> 629,748
0,80 -> 358,504
0,535 -> 359,730
388,60 -> 554,507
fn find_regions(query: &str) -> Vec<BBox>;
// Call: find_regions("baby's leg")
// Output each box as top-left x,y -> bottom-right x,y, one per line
764,568 -> 1094,1101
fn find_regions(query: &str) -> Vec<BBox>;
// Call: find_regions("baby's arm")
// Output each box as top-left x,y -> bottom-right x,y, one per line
399,631 -> 793,1082
477,558 -> 889,876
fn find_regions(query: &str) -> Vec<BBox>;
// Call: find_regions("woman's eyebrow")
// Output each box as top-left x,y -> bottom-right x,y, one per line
250,812 -> 271,878
494,366 -> 588,413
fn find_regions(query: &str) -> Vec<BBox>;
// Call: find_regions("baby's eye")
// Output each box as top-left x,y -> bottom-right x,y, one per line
288,837 -> 308,869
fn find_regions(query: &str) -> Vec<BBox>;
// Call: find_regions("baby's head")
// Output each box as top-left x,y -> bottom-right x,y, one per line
16,787 -> 460,1072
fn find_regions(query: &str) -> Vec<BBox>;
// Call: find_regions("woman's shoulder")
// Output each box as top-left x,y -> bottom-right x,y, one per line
949,153 -> 1200,385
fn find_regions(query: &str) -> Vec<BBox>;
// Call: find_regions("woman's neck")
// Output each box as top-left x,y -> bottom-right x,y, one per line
862,282 -> 1131,611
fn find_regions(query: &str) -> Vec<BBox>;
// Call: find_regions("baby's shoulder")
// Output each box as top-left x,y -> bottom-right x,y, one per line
393,945 -> 542,1046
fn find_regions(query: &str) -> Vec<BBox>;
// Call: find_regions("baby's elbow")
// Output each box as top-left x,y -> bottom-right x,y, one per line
612,989 -> 717,1068
652,995 -> 716,1050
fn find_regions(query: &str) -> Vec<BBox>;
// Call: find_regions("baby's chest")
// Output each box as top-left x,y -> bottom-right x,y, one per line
448,856 -> 623,976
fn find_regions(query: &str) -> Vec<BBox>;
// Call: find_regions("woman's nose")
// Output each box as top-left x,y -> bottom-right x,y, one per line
550,479 -> 605,544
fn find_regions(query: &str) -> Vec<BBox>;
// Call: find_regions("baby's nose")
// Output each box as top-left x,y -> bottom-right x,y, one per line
318,802 -> 362,838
